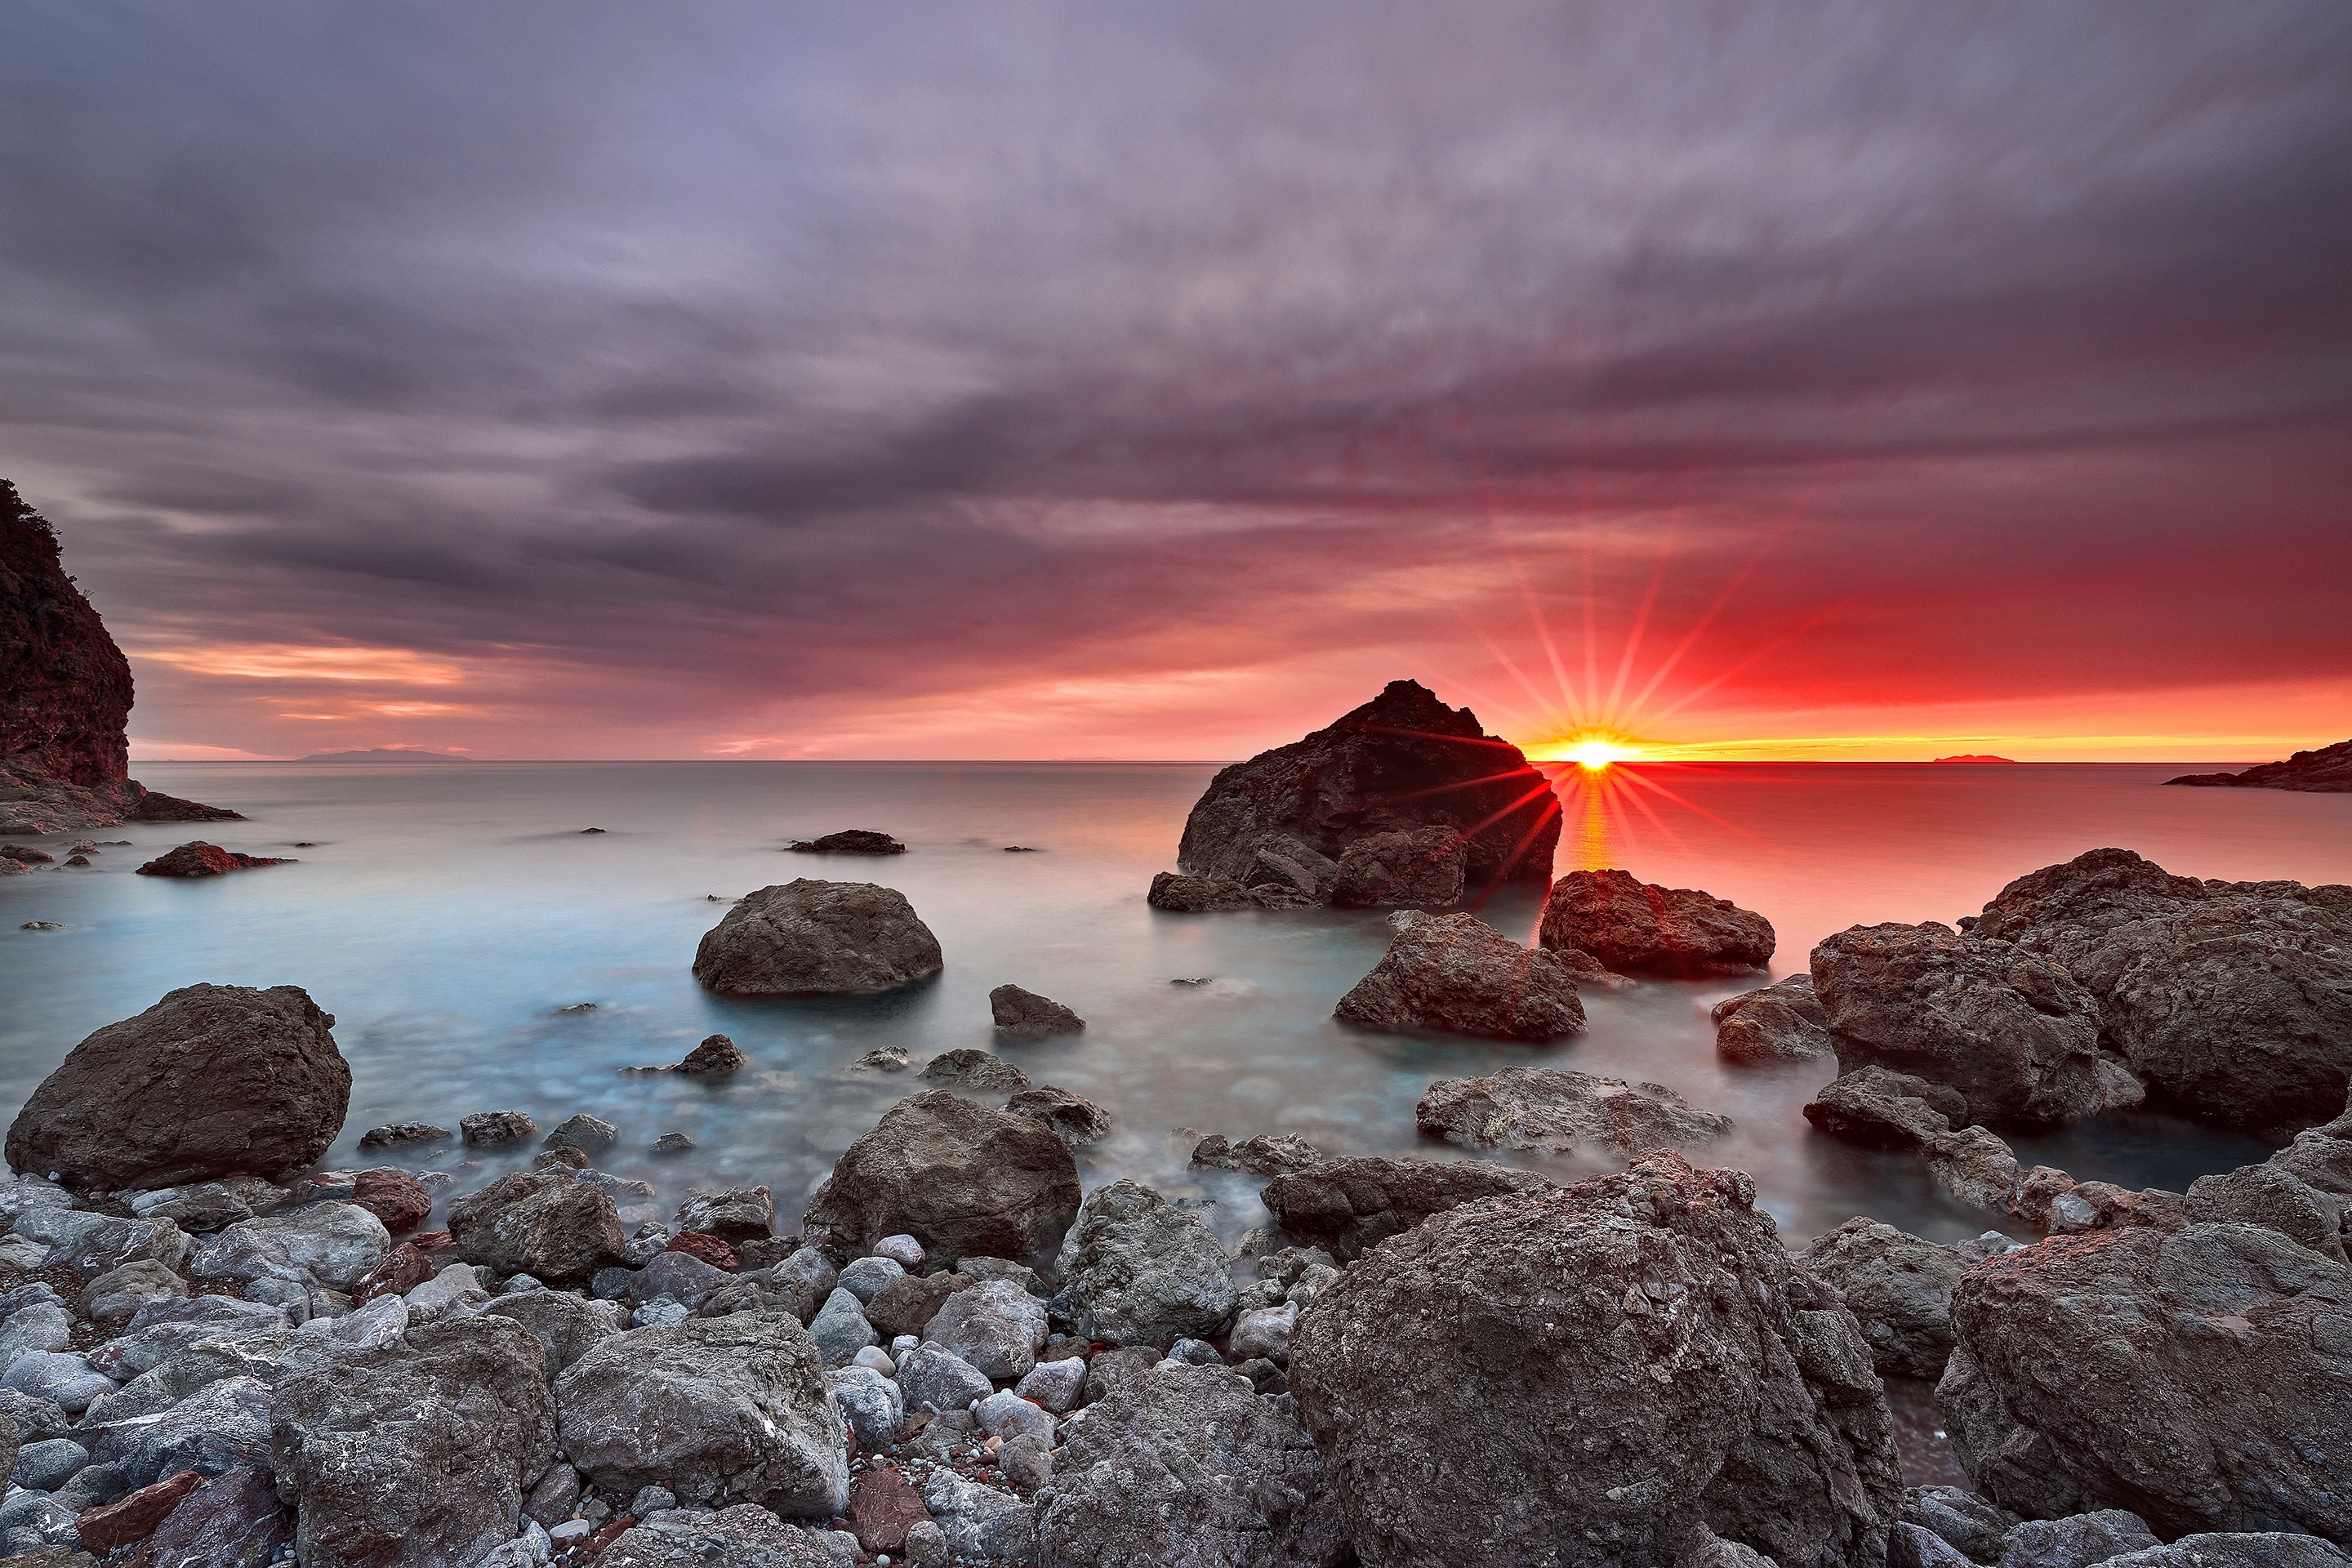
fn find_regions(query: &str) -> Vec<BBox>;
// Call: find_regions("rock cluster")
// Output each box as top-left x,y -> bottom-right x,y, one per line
692,880 -> 944,996
1538,867 -> 1775,974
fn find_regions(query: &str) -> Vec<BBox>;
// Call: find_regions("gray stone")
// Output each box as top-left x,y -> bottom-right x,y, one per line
873,1234 -> 925,1268
802,1091 -> 1079,1267
461,1110 -> 536,1147
1081,1345 -> 1166,1407
624,1249 -> 734,1313
1258,1156 -> 1553,1263
693,880 -> 943,996
272,1316 -> 555,1568
49,1214 -> 188,1277
0,1303 -> 73,1364
91,1374 -> 275,1486
1169,1337 -> 1223,1365
80,1258 -> 188,1324
1012,1356 -> 1085,1413
895,1341 -> 994,1415
808,1288 -> 876,1366
1901,1486 -> 2014,1563
1048,1181 -> 1236,1350
991,985 -> 1085,1036
1891,1521 -> 1978,1568
906,1519 -> 951,1567
1997,1510 -> 2160,1568
11,1437 -> 85,1490
2186,1162 -> 2346,1263
1415,1065 -> 1732,1154
555,1312 -> 849,1517
402,1261 -> 488,1324
323,1291 -> 411,1348
919,1049 -> 1031,1094
1337,910 -> 1585,1040
1036,1359 -> 1349,1568
2,1352 -> 113,1415
1289,1152 -> 1900,1568
0,1490 -> 80,1552
926,1278 -> 1048,1379
542,1113 -> 618,1155
999,1431 -> 1054,1493
835,1255 -> 904,1303
635,1297 -> 691,1327
598,1503 -> 838,1568
447,1169 -> 625,1285
976,1388 -> 1055,1444
1797,1217 -> 1968,1381
1329,826 -> 1466,910
483,1286 -> 621,1379
135,1463 -> 295,1568
1228,1300 -> 1298,1366
828,1365 -> 902,1447
676,1186 -> 775,1243
1713,972 -> 1835,1062
2099,1536 -> 2352,1568
1190,1134 -> 1324,1177
188,1202 -> 390,1290
524,1463 -> 580,1529
921,1468 -> 1035,1564
1805,1065 -> 1971,1149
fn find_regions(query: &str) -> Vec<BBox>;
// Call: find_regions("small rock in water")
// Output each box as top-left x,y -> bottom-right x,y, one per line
1191,1132 -> 1321,1176
853,1047 -> 911,1073
0,844 -> 56,862
648,1131 -> 696,1156
577,827 -> 606,835
555,1001 -> 599,1013
134,841 -> 292,877
919,1049 -> 1030,1094
1002,844 -> 1041,853
61,853 -> 89,866
460,1109 -> 537,1147
533,1144 -> 590,1170
786,829 -> 907,854
1169,976 -> 1214,986
675,1033 -> 747,1074
359,1121 -> 452,1151
19,921 -> 62,931
542,1113 -> 618,1154
989,984 -> 1086,1036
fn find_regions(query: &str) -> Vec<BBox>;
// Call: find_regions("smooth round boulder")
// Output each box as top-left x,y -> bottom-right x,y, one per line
6,984 -> 350,1189
800,1091 -> 1078,1265
692,880 -> 942,996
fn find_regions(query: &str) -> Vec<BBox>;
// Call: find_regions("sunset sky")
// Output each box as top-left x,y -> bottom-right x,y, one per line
4,4 -> 2347,763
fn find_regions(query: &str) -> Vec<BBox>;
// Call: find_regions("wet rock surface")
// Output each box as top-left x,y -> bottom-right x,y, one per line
1713,972 -> 1835,1062
1049,1181 -> 1236,1350
693,878 -> 944,996
1415,1065 -> 1732,1155
1262,1156 -> 1553,1263
801,1091 -> 1079,1265
1538,867 -> 1775,975
1335,910 -> 1586,1042
1329,826 -> 1467,910
1797,1217 -> 1967,1380
989,984 -> 1085,1035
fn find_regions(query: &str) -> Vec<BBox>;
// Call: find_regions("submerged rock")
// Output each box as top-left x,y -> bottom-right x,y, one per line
1190,1133 -> 1322,1177
1289,1152 -> 1900,1568
1538,867 -> 1774,975
1330,826 -> 1466,910
919,1049 -> 1031,1094
1713,972 -> 1834,1062
1334,911 -> 1586,1042
692,879 -> 943,996
1812,920 -> 2137,1131
1416,1066 -> 1733,1155
460,1109 -> 536,1147
676,1034 -> 748,1074
5,982 -> 350,1190
990,984 -> 1086,1035
802,1091 -> 1079,1265
1049,1181 -> 1236,1350
1174,679 -> 1559,890
1259,1156 -> 1552,1263
358,1121 -> 452,1152
133,842 -> 292,877
786,829 -> 907,854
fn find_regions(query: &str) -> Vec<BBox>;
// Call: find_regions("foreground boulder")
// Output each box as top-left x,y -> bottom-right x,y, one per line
1712,973 -> 1834,1062
1537,869 -> 1774,975
1942,1221 -> 2352,1544
1968,848 -> 2352,1136
1803,1066 -> 1970,1149
1049,1181 -> 1237,1349
2166,736 -> 2352,792
1174,680 -> 1559,892
1334,911 -> 1585,1042
692,879 -> 944,996
1290,1152 -> 1900,1568
555,1312 -> 848,1517
1812,920 -> 2137,1130
1796,1218 -> 1967,1380
1037,1361 -> 1350,1568
1259,1157 -> 1551,1263
272,1316 -> 556,1568
447,1170 -> 625,1285
6,984 -> 350,1189
802,1091 -> 1079,1264
1415,1067 -> 1731,1155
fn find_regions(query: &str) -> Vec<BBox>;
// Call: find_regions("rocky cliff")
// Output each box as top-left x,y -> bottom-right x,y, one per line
1,479 -> 132,786
2167,737 -> 2352,792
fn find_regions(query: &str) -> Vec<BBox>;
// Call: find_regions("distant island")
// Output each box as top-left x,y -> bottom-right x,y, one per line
1931,755 -> 2018,764
298,749 -> 473,763
2166,737 -> 2352,793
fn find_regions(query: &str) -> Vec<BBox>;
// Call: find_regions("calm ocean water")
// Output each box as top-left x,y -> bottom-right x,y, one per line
3,760 -> 2345,1248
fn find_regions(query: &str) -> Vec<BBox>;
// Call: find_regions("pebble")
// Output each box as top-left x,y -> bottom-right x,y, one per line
631,1296 -> 691,1328
549,1518 -> 593,1544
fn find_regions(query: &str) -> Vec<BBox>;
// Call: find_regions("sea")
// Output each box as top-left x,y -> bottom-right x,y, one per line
3,760 -> 2345,1254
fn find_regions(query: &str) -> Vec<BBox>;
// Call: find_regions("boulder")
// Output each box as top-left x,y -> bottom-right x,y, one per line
1902,1485 -> 2013,1561
1334,911 -> 1585,1042
1924,1127 -> 2029,1214
1174,680 -> 1559,889
919,1049 -> 1031,1094
270,1316 -> 555,1568
1713,973 -> 1835,1062
541,1113 -> 618,1155
692,880 -> 943,996
5,983 -> 350,1190
1259,1157 -> 1552,1263
787,829 -> 906,854
134,841 -> 291,876
991,985 -> 1085,1036
1796,1218 -> 1967,1380
460,1110 -> 536,1147
188,1203 -> 390,1291
1538,869 -> 1774,975
920,1469 -> 1035,1564
1192,1133 -> 1323,1177
555,1312 -> 848,1517
896,1341 -> 995,1415
98,1371 -> 276,1486
447,1170 -> 625,1285
2185,1162 -> 2346,1263
1414,1066 -> 1731,1155
800,1091 -> 1079,1266
808,1288 -> 876,1366
866,1270 -> 973,1341
830,1365 -> 903,1447
1941,1221 -> 2352,1542
1812,921 -> 2137,1131
1038,1359 -> 1347,1567
481,1287 -> 621,1379
1998,1510 -> 2160,1567
1004,1085 -> 1113,1147
80,1259 -> 187,1325
677,1033 -> 748,1074
73,1466 -> 204,1552
1289,1152 -> 1900,1568
677,1185 -> 775,1243
349,1169 -> 431,1234
1804,1067 -> 1971,1149
358,1121 -> 452,1151
2098,1537 -> 2352,1568
597,1503 -> 837,1568
926,1279 -> 1049,1379
1330,827 -> 1466,910
850,1468 -> 931,1553
1968,849 -> 2352,1136
135,1463 -> 292,1568
1049,1182 -> 1236,1351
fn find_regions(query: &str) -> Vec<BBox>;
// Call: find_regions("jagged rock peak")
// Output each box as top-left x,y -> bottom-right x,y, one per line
1,479 -> 133,786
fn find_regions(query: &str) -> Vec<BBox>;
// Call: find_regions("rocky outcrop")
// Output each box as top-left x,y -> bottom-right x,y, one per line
1796,1218 -> 1967,1380
990,985 -> 1085,1035
447,1171 -> 625,1285
555,1312 -> 848,1517
2166,737 -> 2352,792
271,1316 -> 556,1568
1537,869 -> 1774,975
786,829 -> 907,853
1713,973 -> 1834,1062
801,1091 -> 1080,1265
1415,1067 -> 1732,1155
692,880 -> 944,996
1968,849 -> 2352,1136
1289,1152 -> 1900,1568
6,983 -> 350,1190
1,480 -> 132,786
1259,1157 -> 1552,1263
1330,827 -> 1466,910
1048,1181 -> 1237,1350
1334,911 -> 1586,1042
1940,1221 -> 2352,1543
0,761 -> 242,837
1036,1360 -> 1351,1568
1172,680 -> 1559,894
134,843 -> 291,877
1812,921 -> 2137,1131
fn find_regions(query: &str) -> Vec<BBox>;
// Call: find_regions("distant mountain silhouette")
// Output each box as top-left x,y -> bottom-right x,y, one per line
298,748 -> 472,762
1932,755 -> 2018,764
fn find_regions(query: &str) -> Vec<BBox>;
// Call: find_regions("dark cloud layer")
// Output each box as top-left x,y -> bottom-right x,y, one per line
2,2 -> 2348,757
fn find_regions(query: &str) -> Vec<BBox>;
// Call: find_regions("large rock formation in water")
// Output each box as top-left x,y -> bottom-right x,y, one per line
1169,680 -> 1558,904
1538,868 -> 1775,975
0,479 -> 240,832
2166,737 -> 2352,793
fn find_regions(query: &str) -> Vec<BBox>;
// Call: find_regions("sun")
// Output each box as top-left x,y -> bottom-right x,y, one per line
1534,731 -> 1645,770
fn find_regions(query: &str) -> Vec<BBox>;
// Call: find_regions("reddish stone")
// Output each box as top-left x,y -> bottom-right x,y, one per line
849,1468 -> 931,1552
352,1239 -> 437,1303
411,1228 -> 461,1263
666,1231 -> 739,1271
131,1465 -> 290,1568
587,1513 -> 637,1553
351,1168 -> 433,1233
78,1468 -> 203,1551
134,841 -> 289,877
